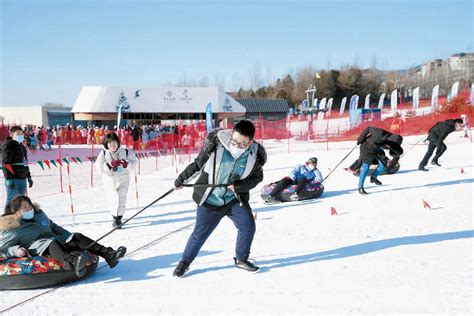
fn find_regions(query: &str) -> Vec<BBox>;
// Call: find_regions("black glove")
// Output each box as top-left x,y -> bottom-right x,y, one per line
27,177 -> 33,188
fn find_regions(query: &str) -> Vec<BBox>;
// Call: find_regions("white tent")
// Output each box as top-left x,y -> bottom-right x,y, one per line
72,86 -> 246,114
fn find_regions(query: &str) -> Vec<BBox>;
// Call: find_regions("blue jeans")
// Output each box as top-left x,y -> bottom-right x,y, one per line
5,178 -> 27,207
358,161 -> 385,188
182,201 -> 256,263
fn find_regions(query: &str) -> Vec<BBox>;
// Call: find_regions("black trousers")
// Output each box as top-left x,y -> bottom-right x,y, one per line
270,177 -> 309,197
44,233 -> 98,262
419,140 -> 447,168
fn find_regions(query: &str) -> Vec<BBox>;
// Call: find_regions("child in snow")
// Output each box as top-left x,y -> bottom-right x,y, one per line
0,195 -> 126,278
264,157 -> 322,204
95,133 -> 137,228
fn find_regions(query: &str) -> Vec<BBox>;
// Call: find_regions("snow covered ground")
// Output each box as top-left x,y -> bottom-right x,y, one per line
1,133 -> 473,314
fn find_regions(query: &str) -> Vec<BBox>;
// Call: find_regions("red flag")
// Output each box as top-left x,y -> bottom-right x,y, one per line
422,200 -> 431,209
70,157 -> 78,164
44,160 -> 51,169
3,164 -> 14,175
331,207 -> 338,216
56,159 -> 63,167
145,152 -> 149,159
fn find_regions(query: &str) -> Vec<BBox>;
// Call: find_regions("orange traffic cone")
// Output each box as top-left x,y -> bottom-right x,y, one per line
461,168 -> 465,174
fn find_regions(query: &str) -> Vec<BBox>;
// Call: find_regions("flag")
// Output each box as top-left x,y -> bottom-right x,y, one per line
349,95 -> 359,111
364,94 -> 371,109
76,157 -> 83,164
413,87 -> 420,110
50,160 -> 58,168
56,159 -> 63,167
205,103 -> 213,132
431,85 -> 439,113
451,81 -> 459,99
62,158 -> 70,165
44,160 -> 51,169
339,97 -> 347,115
378,93 -> 386,109
390,89 -> 398,113
37,161 -> 44,170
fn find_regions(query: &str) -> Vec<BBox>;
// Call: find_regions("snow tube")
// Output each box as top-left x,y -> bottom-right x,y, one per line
353,163 -> 400,176
0,251 -> 98,290
261,180 -> 324,202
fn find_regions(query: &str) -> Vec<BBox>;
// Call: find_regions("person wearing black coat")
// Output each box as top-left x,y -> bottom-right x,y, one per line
2,126 -> 33,208
356,126 -> 403,194
418,119 -> 463,171
172,120 -> 266,277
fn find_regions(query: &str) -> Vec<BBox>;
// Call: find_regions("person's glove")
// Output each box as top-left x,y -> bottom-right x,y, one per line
121,160 -> 129,168
5,179 -> 15,189
111,160 -> 121,168
27,177 -> 33,188
18,247 -> 29,257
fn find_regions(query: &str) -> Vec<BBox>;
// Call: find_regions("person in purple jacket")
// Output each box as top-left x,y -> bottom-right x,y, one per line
264,157 -> 322,203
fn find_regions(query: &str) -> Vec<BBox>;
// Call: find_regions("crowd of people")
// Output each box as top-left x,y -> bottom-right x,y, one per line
14,122 -> 209,152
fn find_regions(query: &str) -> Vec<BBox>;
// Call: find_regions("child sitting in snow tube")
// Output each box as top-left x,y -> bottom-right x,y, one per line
262,157 -> 324,204
0,195 -> 127,290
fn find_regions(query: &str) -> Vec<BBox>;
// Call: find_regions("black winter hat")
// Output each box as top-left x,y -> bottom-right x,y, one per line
307,157 -> 318,165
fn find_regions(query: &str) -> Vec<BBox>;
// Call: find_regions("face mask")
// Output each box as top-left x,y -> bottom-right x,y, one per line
22,209 -> 34,220
14,135 -> 24,143
229,145 -> 246,159
309,164 -> 317,171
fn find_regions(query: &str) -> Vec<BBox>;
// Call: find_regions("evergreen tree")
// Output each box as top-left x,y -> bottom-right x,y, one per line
115,91 -> 131,112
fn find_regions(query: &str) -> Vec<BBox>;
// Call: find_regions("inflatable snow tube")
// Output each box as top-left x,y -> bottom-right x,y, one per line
353,163 -> 400,176
0,251 -> 98,290
261,180 -> 324,202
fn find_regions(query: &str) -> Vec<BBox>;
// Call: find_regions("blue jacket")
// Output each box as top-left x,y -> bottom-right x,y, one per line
290,164 -> 323,182
0,210 -> 72,258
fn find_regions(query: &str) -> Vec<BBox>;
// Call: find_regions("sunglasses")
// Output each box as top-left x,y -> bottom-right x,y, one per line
230,137 -> 250,149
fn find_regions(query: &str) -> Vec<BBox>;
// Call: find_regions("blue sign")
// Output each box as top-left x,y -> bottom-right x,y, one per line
205,103 -> 213,132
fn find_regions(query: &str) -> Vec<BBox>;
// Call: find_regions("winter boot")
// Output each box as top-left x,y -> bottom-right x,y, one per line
63,251 -> 88,278
264,196 -> 280,205
431,160 -> 441,167
358,187 -> 369,195
101,246 -> 127,268
234,257 -> 259,272
370,176 -> 382,185
289,193 -> 299,201
112,216 -> 123,229
418,166 -> 429,171
173,260 -> 190,277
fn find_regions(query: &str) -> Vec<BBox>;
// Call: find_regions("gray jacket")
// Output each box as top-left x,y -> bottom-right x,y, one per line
0,210 -> 72,258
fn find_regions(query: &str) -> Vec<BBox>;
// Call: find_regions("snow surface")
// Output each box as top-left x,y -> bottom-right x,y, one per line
1,133 -> 473,314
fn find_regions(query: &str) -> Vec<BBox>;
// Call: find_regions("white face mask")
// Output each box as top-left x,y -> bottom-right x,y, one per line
14,135 -> 25,143
22,209 -> 35,220
229,145 -> 246,159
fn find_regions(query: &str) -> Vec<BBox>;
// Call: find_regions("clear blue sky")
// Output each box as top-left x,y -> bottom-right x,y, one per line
1,0 -> 472,106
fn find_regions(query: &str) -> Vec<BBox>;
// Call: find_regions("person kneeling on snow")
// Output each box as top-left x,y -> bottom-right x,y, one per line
264,157 -> 322,204
0,195 -> 126,278
95,133 -> 137,228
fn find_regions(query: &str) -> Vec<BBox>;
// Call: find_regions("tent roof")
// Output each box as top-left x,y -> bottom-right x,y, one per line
72,86 -> 246,114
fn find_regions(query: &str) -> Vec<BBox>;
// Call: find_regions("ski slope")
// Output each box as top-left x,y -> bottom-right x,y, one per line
1,133 -> 473,314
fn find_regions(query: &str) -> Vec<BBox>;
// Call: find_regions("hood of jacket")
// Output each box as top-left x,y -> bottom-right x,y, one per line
0,214 -> 21,231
